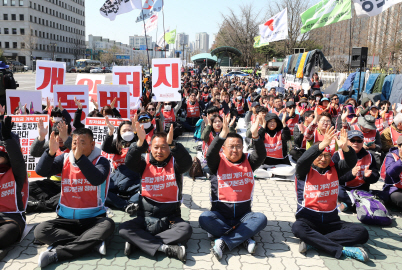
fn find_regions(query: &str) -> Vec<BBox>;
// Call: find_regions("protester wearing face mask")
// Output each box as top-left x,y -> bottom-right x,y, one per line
102,117 -> 142,215
180,90 -> 205,132
233,91 -> 247,117
296,97 -> 308,115
132,113 -> 158,151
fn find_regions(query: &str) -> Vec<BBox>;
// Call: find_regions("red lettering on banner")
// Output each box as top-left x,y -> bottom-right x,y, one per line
99,91 -> 128,118
115,72 -> 141,98
172,63 -> 179,88
57,92 -> 87,120
9,96 -> 20,113
153,64 -> 172,87
37,67 -> 64,93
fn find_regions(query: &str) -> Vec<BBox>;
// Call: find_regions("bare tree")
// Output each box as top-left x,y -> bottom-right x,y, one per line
21,26 -> 38,68
70,32 -> 86,63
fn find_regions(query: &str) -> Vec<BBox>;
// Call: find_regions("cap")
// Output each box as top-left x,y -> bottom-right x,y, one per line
358,115 -> 376,130
251,101 -> 260,108
397,136 -> 402,146
299,97 -> 308,103
286,101 -> 296,107
347,130 -> 364,140
369,105 -> 379,110
321,98 -> 329,102
138,114 -> 151,122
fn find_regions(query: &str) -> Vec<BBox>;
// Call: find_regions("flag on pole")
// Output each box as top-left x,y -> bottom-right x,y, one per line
164,29 -> 176,45
353,0 -> 402,17
157,27 -> 170,47
253,36 -> 270,48
142,14 -> 158,35
259,9 -> 288,43
136,0 -> 164,23
100,0 -> 142,21
300,0 -> 352,34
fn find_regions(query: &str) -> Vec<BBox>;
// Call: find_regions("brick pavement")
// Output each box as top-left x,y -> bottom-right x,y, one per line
2,132 -> 402,269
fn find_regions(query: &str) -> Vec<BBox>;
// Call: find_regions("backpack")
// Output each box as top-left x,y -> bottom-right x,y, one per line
352,190 -> 392,226
3,72 -> 17,90
188,157 -> 203,180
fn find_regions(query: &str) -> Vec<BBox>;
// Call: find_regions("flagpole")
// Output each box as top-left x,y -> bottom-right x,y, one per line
162,0 -> 166,58
141,9 -> 151,68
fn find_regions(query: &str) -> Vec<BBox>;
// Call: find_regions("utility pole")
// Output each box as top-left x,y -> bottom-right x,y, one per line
50,43 -> 57,61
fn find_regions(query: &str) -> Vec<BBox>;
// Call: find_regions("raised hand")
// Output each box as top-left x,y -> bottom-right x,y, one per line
167,124 -> 174,145
229,116 -> 236,127
364,166 -> 372,178
220,114 -> 230,139
341,109 -> 348,122
135,122 -> 146,147
319,126 -> 335,150
335,128 -> 349,151
250,115 -> 260,138
110,97 -> 117,109
351,117 -> 358,124
282,111 -> 287,126
21,103 -> 27,114
57,120 -> 68,142
45,97 -> 51,111
105,116 -> 115,136
48,131 -> 60,156
74,96 -> 83,110
352,165 -> 361,177
58,98 -> 64,111
38,119 -> 48,140
91,98 -> 99,110
1,116 -> 12,140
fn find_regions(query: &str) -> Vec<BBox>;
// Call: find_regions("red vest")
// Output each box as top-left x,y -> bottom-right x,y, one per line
201,92 -> 210,103
141,154 -> 179,203
112,148 -> 129,170
0,169 -> 28,213
385,111 -> 393,126
234,99 -> 245,115
60,156 -> 109,209
313,129 -> 336,155
287,115 -> 300,136
380,153 -> 402,189
216,153 -> 254,203
352,125 -> 376,144
271,108 -> 281,116
52,148 -> 71,180
302,167 -> 339,212
390,126 -> 402,146
264,131 -> 284,159
338,150 -> 371,188
375,118 -> 384,133
186,101 -> 200,118
162,109 -> 176,124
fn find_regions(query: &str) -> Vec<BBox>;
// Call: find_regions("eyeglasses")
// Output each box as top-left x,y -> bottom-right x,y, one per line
317,154 -> 332,159
319,120 -> 331,124
226,145 -> 242,150
350,139 -> 363,143
332,98 -> 339,100
147,108 -> 155,111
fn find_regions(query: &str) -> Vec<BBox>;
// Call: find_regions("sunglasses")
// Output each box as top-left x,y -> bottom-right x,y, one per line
350,139 -> 363,143
147,108 -> 155,111
332,98 -> 339,100
164,103 -> 172,106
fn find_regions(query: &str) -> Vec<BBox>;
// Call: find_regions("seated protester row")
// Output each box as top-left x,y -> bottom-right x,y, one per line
382,136 -> 402,209
102,117 -> 141,215
233,91 -> 248,117
27,120 -> 72,213
333,130 -> 379,211
381,113 -> 402,154
292,127 -> 370,262
199,115 -> 267,260
133,113 -> 163,150
181,90 -> 205,132
305,110 -> 337,155
290,110 -> 314,161
0,117 -> 28,249
119,125 -> 193,262
35,128 -> 114,268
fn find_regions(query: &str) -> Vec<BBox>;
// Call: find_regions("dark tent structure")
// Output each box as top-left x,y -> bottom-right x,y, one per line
190,53 -> 218,69
210,46 -> 242,66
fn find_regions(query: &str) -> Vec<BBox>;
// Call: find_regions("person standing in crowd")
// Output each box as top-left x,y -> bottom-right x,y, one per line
292,127 -> 369,262
102,117 -> 141,215
381,113 -> 402,153
333,130 -> 379,211
199,115 -> 267,260
0,117 -> 28,249
284,101 -> 300,136
119,125 -> 192,262
27,120 -> 71,213
34,128 -> 114,268
181,90 -> 205,132
308,73 -> 323,96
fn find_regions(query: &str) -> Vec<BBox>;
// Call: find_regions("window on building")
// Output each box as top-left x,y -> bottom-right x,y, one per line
12,28 -> 16,34
21,42 -> 25,48
5,42 -> 9,48
39,44 -> 42,50
3,14 -> 8,20
34,30 -> 37,36
3,0 -> 7,6
46,32 -> 48,38
4,28 -> 9,34
33,2 -> 35,9
11,0 -> 15,6
38,4 -> 40,10
20,28 -> 24,35
19,14 -> 24,20
29,1 -> 31,8
30,29 -> 32,35
11,14 -> 16,20
30,15 -> 32,22
19,0 -> 23,6
34,17 -> 36,23
41,6 -> 43,12
39,31 -> 41,37
13,42 -> 17,48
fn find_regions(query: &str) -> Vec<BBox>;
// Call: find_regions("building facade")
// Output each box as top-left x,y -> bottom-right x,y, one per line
129,35 -> 152,49
87,34 -> 131,59
0,0 -> 86,68
195,32 -> 209,53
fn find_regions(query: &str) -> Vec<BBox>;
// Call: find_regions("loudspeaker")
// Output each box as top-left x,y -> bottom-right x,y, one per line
351,47 -> 368,68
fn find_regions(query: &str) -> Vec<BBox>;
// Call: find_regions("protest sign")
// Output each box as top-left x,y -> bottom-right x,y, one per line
35,60 -> 66,105
97,85 -> 130,118
75,74 -> 105,106
11,114 -> 49,178
112,66 -> 142,110
152,58 -> 181,101
6,90 -> 42,115
54,85 -> 89,122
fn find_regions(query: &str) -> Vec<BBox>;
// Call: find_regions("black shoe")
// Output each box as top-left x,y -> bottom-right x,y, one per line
165,245 -> 186,262
26,201 -> 39,213
38,250 -> 58,268
124,242 -> 132,256
125,203 -> 138,215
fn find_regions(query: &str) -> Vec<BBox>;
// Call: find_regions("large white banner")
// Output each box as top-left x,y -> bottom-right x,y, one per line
135,0 -> 164,23
97,85 -> 130,119
99,0 -> 142,21
112,66 -> 142,110
35,60 -> 66,105
259,8 -> 288,43
11,114 -> 49,179
54,85 -> 89,123
152,58 -> 181,102
142,14 -> 158,35
75,74 -> 105,102
353,0 -> 402,17
6,90 -> 42,115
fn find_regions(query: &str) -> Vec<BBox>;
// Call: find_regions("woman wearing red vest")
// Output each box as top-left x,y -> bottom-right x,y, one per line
102,117 -> 141,215
261,112 -> 291,165
332,130 -> 379,211
0,117 -> 28,249
199,115 -> 267,260
381,113 -> 402,153
292,127 -> 370,262
120,124 -> 192,262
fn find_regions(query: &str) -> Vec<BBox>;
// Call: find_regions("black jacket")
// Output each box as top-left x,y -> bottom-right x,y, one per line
125,141 -> 192,219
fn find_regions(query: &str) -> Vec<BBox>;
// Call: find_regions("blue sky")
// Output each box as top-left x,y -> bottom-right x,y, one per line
86,0 -> 270,45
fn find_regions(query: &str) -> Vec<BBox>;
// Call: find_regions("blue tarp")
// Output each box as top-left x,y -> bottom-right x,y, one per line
284,55 -> 292,74
352,72 -> 366,95
365,73 -> 380,94
381,74 -> 396,101
268,74 -> 279,82
389,75 -> 402,105
338,73 -> 356,92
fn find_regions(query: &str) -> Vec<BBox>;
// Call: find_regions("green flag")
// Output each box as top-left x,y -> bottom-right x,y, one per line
253,36 -> 270,48
164,29 -> 176,44
300,0 -> 352,34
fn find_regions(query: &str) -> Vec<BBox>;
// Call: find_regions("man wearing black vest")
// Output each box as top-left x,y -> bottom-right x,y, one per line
119,125 -> 192,261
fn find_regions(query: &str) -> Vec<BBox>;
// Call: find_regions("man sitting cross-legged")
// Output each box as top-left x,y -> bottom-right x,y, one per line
199,115 -> 267,260
292,127 -> 370,262
34,128 -> 114,268
119,125 -> 193,262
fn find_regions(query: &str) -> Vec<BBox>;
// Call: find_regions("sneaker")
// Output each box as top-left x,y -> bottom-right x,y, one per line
299,241 -> 314,254
165,245 -> 186,262
38,250 -> 58,268
124,242 -> 132,256
125,203 -> 138,215
337,202 -> 348,212
211,238 -> 226,260
94,241 -> 106,256
243,238 -> 256,254
342,247 -> 369,262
